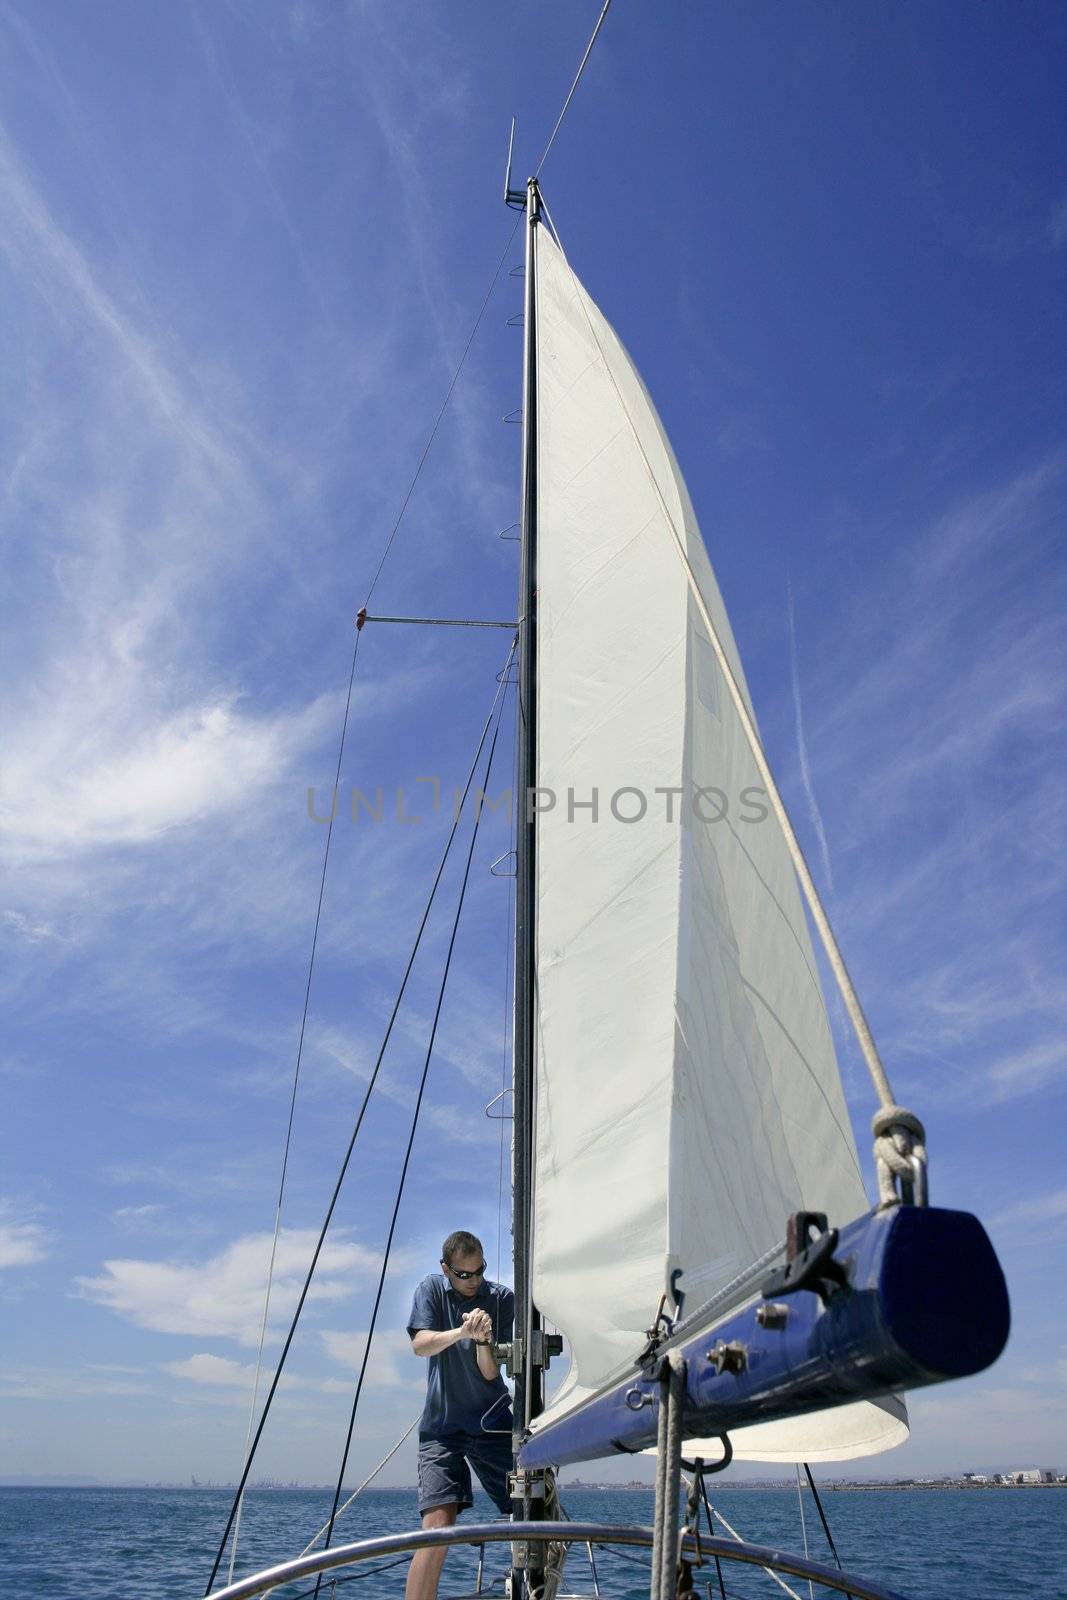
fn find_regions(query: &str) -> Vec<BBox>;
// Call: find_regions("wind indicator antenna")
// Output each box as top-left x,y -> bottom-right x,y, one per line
504,117 -> 527,209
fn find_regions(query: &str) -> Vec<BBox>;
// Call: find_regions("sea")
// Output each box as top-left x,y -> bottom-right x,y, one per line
0,1485 -> 1064,1600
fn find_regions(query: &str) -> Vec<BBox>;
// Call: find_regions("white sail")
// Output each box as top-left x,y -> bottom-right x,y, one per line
530,230 -> 906,1461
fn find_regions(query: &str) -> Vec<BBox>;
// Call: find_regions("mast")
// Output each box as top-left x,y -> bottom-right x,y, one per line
512,175 -> 541,1457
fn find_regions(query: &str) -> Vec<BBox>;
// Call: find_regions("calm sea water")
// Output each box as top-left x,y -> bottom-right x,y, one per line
0,1485 -> 1063,1600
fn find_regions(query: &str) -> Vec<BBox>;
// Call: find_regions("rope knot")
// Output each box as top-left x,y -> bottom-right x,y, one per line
871,1105 -> 928,1208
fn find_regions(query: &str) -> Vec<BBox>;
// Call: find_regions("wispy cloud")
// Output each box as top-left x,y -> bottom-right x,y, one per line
0,1200 -> 50,1269
74,1228 -> 381,1344
0,1364 -> 152,1400
990,1187 -> 1067,1231
785,451 -> 1066,1115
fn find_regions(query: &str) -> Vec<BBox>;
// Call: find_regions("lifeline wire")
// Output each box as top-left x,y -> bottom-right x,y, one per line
205,643 -> 516,1596
313,683 -> 510,1590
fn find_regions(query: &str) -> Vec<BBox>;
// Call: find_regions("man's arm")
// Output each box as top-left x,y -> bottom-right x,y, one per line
411,1310 -> 500,1379
410,1326 -> 467,1357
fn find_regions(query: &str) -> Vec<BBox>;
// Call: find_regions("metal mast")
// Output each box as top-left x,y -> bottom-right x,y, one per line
511,174 -> 542,1461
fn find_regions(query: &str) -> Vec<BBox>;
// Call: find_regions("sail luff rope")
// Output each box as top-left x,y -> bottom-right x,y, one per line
538,194 -> 927,1201
313,675 -> 512,1592
535,0 -> 614,178
205,645 -> 516,1596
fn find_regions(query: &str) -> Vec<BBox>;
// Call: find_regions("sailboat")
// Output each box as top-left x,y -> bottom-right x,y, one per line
205,133 -> 1010,1600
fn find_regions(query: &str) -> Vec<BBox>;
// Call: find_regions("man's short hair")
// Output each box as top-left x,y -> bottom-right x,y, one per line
442,1229 -> 483,1266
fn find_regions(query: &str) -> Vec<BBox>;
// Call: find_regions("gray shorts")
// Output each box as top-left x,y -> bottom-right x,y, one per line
417,1431 -> 513,1516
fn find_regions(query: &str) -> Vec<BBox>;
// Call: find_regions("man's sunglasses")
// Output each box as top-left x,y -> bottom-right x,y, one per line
444,1261 -> 486,1281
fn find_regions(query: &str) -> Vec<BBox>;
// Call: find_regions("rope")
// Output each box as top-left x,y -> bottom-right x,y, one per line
313,687 -> 510,1591
205,644 -> 516,1596
537,193 -> 928,1207
536,0 -> 614,177
650,1351 -> 687,1600
650,1352 -> 671,1600
295,1416 -> 419,1560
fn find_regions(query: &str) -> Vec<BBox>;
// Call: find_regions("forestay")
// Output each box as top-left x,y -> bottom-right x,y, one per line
529,230 -> 906,1461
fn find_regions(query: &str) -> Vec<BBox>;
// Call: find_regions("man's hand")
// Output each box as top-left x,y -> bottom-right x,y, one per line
461,1308 -> 493,1345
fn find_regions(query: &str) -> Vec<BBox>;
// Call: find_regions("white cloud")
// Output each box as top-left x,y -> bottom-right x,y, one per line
111,1204 -> 165,1227
319,1327 -> 422,1390
163,1353 -> 260,1387
0,1201 -> 50,1269
74,1228 -> 380,1344
2,693 -> 334,865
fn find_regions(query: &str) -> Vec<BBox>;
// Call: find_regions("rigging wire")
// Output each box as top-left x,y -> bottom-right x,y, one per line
795,1464 -> 814,1600
227,624 -> 364,1584
313,684 -> 511,1591
535,0 -> 614,177
205,643 -> 516,1596
296,1416 -> 420,1559
364,218 -> 522,608
226,202 -> 525,1577
697,1475 -> 802,1600
803,1464 -> 852,1597
223,11 -> 613,1584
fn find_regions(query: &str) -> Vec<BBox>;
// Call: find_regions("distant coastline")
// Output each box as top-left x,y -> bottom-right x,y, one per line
2,1476 -> 1063,1492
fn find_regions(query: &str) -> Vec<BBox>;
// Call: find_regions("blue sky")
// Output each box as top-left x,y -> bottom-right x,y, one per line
1,0 -> 1065,1497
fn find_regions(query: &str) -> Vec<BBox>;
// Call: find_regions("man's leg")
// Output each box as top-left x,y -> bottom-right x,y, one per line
409,1436 -> 472,1600
404,1503 -> 457,1600
464,1430 -> 514,1517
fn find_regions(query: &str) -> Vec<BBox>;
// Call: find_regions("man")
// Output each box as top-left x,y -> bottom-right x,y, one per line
405,1230 -> 514,1600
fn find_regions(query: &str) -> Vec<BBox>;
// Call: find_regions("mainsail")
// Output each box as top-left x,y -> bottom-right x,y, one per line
529,230 -> 906,1461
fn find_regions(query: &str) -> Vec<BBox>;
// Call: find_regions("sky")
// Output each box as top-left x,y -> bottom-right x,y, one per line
1,0 -> 1065,1514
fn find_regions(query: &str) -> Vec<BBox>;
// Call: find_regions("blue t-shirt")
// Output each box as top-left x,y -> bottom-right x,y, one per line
407,1273 -> 514,1437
